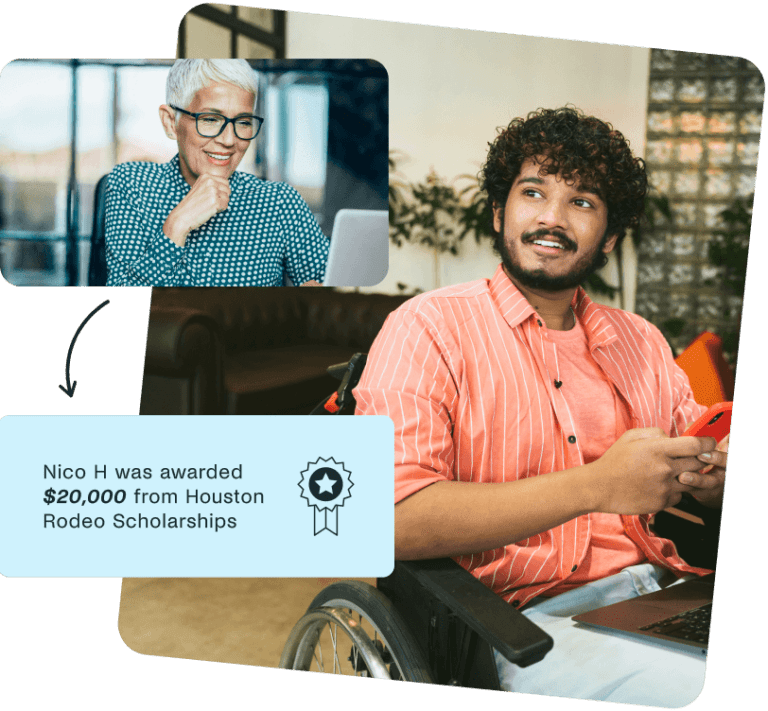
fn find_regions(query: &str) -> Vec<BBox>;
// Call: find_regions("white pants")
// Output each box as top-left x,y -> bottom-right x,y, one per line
495,564 -> 707,706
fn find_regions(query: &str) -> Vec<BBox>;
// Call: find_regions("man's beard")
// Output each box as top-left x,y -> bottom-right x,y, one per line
496,225 -> 610,292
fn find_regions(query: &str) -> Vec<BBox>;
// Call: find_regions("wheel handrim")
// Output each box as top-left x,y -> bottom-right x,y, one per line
280,607 -> 392,679
314,597 -> 411,680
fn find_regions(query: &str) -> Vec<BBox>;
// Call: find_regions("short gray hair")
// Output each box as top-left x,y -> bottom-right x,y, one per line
166,59 -> 258,117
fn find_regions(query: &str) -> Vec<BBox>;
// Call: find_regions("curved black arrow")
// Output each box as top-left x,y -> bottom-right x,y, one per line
59,299 -> 110,398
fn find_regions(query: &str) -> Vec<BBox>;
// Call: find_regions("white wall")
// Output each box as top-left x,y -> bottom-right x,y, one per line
286,13 -> 650,304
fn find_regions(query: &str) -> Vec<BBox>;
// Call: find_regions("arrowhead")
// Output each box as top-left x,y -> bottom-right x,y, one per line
58,381 -> 77,398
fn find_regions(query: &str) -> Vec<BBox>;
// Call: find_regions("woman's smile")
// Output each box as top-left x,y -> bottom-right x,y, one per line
169,81 -> 255,187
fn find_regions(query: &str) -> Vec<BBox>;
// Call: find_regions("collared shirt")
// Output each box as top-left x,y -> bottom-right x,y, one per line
354,265 -> 710,608
105,155 -> 329,286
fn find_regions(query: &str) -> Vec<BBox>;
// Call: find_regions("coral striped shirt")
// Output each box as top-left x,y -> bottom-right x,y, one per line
354,265 -> 711,608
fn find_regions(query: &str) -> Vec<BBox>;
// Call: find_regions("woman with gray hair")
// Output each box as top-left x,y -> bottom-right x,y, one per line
105,59 -> 328,286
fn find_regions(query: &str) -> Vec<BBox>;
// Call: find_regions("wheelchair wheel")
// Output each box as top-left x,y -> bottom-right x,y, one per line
279,581 -> 432,683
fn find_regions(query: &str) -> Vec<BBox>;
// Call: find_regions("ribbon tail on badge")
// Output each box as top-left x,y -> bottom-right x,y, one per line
314,507 -> 339,535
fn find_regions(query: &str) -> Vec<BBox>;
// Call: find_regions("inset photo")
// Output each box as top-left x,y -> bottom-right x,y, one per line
0,58 -> 388,287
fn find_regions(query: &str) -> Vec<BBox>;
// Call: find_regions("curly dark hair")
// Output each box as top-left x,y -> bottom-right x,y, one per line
480,107 -> 648,250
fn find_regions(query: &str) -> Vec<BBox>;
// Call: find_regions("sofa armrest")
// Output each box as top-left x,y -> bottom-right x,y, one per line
141,307 -> 225,415
144,308 -> 220,375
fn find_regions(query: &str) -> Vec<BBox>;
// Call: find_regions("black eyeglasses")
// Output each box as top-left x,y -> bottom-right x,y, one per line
171,105 -> 264,140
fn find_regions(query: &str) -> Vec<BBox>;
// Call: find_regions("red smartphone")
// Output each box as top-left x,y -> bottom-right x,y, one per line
682,401 -> 732,441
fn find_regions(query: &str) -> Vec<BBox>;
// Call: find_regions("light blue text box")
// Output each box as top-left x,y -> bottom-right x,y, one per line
0,416 -> 394,577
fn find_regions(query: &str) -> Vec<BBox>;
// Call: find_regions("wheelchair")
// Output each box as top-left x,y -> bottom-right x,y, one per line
279,354 -> 720,687
279,353 -> 553,687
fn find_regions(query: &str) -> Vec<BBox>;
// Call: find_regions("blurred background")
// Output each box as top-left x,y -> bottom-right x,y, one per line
175,5 -> 762,365
0,54 -> 387,286
180,5 -> 762,361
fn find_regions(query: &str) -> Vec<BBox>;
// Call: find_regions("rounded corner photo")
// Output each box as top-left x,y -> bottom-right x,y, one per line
0,58 -> 389,288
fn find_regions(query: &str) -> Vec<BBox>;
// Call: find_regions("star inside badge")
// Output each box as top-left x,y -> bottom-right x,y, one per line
299,457 -> 353,535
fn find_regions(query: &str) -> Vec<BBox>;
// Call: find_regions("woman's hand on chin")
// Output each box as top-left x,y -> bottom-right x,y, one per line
163,174 -> 231,247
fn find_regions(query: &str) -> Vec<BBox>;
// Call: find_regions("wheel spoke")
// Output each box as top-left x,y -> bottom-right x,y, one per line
313,639 -> 324,672
331,623 -> 340,674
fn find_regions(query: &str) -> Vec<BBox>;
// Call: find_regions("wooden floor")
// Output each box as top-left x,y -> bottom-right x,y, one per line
118,577 -> 373,668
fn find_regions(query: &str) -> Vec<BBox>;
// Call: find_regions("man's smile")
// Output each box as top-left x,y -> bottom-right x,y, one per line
522,228 -> 577,254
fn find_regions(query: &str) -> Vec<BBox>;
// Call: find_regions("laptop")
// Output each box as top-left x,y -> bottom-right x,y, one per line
323,209 -> 389,287
572,573 -> 715,654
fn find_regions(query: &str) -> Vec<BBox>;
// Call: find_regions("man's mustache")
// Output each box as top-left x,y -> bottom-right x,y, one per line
522,228 -> 577,252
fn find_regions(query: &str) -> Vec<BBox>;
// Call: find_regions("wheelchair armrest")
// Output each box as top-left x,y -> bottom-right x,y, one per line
394,558 -> 553,667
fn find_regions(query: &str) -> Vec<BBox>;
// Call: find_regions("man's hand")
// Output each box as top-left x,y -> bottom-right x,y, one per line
587,428 -> 718,515
678,434 -> 728,508
163,174 -> 231,247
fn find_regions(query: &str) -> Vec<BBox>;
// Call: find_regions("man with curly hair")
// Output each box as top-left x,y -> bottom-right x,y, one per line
354,108 -> 727,703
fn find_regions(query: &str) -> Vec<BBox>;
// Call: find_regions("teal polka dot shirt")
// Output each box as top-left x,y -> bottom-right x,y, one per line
105,155 -> 329,286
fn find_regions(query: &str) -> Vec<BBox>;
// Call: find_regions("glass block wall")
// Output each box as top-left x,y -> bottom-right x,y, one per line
635,50 -> 763,361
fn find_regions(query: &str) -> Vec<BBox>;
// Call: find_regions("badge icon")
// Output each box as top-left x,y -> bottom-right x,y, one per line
299,457 -> 353,535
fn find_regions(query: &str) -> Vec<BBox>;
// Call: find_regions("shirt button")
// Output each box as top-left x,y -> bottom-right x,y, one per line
572,565 -> 578,572
554,380 -> 563,388
512,599 -> 521,607
537,319 -> 543,327
568,435 -> 576,444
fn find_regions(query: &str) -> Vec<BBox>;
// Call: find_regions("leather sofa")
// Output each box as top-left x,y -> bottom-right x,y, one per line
140,287 -> 410,416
